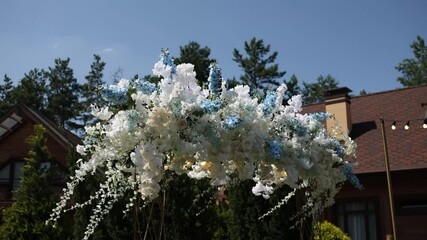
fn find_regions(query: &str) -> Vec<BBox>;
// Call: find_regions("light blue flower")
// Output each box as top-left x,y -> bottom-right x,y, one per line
310,112 -> 332,122
135,80 -> 158,94
325,139 -> 345,158
224,115 -> 241,130
288,119 -> 308,137
267,139 -> 282,160
102,85 -> 128,104
160,48 -> 176,74
201,99 -> 223,113
208,62 -> 222,96
262,91 -> 276,115
344,164 -> 362,189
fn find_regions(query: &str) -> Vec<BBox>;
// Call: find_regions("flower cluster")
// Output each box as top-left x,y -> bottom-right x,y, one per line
48,50 -> 358,238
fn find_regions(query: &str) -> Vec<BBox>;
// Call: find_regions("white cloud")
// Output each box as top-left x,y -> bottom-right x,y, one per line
101,48 -> 114,53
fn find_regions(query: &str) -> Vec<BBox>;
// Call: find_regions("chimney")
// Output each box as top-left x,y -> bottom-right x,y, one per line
324,87 -> 352,138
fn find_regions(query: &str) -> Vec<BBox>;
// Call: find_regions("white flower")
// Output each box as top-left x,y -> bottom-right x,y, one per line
76,145 -> 86,155
92,106 -> 113,121
252,182 -> 274,199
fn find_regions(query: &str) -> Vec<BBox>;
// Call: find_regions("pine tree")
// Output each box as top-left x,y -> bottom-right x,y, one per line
175,41 -> 215,87
233,37 -> 286,91
284,74 -> 301,103
301,74 -> 339,104
46,58 -> 82,129
12,68 -> 47,112
0,74 -> 15,114
80,55 -> 106,127
0,125 -> 65,240
396,35 -> 427,86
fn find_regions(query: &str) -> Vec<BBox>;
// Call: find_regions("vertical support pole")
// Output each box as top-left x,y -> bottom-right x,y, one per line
380,117 -> 397,240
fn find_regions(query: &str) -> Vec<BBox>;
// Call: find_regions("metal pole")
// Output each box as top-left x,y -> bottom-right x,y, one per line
380,117 -> 397,240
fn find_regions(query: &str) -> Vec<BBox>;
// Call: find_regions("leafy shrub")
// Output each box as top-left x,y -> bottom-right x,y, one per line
313,221 -> 350,240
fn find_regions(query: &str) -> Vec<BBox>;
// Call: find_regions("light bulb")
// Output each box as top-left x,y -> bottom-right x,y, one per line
404,121 -> 410,130
391,121 -> 396,130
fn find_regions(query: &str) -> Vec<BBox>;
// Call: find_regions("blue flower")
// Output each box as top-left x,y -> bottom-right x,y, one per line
102,85 -> 128,104
325,139 -> 345,158
344,164 -> 362,189
267,139 -> 282,160
310,112 -> 332,122
160,48 -> 176,74
207,62 -> 222,96
262,91 -> 276,115
135,80 -> 158,94
201,99 -> 223,113
224,115 -> 241,130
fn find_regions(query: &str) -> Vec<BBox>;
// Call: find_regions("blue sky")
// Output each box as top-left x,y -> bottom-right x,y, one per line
1,0 -> 426,95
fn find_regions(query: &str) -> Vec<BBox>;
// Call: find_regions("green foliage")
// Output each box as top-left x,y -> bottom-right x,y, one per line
80,54 -> 106,127
284,74 -> 301,102
225,179 -> 299,240
359,89 -> 368,96
302,74 -> 339,104
396,35 -> 427,86
0,74 -> 15,115
175,41 -> 215,87
233,37 -> 286,91
12,68 -> 48,111
46,58 -> 82,129
161,172 -> 218,240
313,221 -> 350,240
0,125 -> 66,240
143,74 -> 162,85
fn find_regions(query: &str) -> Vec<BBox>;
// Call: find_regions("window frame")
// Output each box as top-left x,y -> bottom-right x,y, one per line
334,197 -> 381,240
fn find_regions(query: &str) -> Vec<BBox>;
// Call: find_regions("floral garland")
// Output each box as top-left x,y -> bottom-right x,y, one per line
48,49 -> 359,239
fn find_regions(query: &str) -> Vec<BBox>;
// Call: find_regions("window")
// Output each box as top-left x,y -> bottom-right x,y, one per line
0,160 -> 25,197
336,200 -> 379,240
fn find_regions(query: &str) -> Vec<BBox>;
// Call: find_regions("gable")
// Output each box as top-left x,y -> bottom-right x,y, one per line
0,104 -> 81,169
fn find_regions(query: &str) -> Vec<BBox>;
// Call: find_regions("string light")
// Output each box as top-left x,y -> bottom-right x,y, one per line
386,119 -> 426,130
391,121 -> 396,130
404,121 -> 410,130
424,110 -> 427,129
385,104 -> 426,130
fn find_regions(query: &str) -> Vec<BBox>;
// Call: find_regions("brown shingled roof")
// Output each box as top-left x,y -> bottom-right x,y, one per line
302,85 -> 427,174
0,103 -> 81,147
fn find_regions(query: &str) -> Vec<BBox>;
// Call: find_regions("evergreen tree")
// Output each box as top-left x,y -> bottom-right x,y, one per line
301,74 -> 339,104
175,41 -> 215,87
12,68 -> 47,112
80,54 -> 106,126
0,74 -> 15,114
143,74 -> 162,85
46,58 -> 82,129
0,125 -> 65,240
359,89 -> 368,96
284,74 -> 301,103
233,37 -> 286,91
112,68 -> 124,84
396,35 -> 427,86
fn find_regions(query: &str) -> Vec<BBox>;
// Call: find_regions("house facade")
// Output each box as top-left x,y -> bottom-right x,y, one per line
0,104 -> 80,207
302,85 -> 427,240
